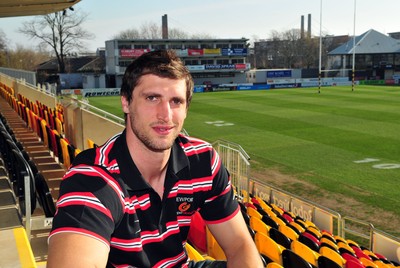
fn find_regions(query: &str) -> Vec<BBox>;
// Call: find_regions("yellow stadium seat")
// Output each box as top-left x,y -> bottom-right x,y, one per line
255,232 -> 284,265
360,257 -> 378,268
319,246 -> 345,267
266,262 -> 284,268
206,227 -> 226,261
279,224 -> 299,242
291,240 -> 320,267
249,216 -> 270,235
306,226 -> 322,240
289,221 -> 305,233
320,237 -> 339,251
87,138 -> 96,149
247,206 -> 262,219
185,243 -> 205,262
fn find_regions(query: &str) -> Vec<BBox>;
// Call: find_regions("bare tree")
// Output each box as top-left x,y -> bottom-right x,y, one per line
113,21 -> 213,40
0,29 -> 8,66
7,44 -> 51,71
19,9 -> 94,73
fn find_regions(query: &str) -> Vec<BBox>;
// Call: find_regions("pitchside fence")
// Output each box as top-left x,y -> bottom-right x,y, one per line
1,72 -> 399,263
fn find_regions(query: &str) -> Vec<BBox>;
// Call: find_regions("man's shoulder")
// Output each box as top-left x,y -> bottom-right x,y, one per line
73,132 -> 123,167
177,134 -> 213,154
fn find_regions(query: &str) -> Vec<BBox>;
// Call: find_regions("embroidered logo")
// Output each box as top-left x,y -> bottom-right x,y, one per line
178,202 -> 191,212
176,197 -> 193,214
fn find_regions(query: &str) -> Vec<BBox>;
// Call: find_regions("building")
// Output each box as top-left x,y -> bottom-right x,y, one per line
328,29 -> 400,80
105,38 -> 251,88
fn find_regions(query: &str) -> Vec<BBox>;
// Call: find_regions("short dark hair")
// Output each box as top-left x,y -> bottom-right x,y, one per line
120,50 -> 194,107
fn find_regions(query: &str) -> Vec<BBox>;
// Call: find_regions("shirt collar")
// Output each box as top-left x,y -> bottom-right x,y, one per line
116,130 -> 189,192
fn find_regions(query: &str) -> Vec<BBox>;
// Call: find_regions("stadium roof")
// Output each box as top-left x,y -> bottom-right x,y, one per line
328,29 -> 400,55
0,0 -> 81,18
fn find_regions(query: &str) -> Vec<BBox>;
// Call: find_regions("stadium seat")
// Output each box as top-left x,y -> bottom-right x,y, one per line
359,257 -> 378,268
266,262 -> 283,268
345,259 -> 367,268
279,224 -> 299,241
40,119 -> 49,148
10,148 -> 36,216
306,226 -> 322,240
249,215 -> 270,235
342,252 -> 363,265
262,215 -> 279,229
318,255 -> 343,268
337,241 -> 356,256
320,237 -> 339,251
254,231 -> 284,265
60,138 -> 71,169
269,227 -> 291,249
188,212 -> 207,254
351,246 -> 372,261
206,227 -> 226,261
247,206 -> 262,219
282,249 -> 314,268
185,243 -> 205,262
319,246 -> 345,267
291,240 -> 320,267
34,172 -> 56,217
289,221 -> 305,233
298,233 -> 320,252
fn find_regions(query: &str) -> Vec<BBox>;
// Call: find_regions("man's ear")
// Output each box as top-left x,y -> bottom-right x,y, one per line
121,95 -> 130,114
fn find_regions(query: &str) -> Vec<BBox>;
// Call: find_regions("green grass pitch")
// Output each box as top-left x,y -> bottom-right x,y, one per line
87,85 -> 400,223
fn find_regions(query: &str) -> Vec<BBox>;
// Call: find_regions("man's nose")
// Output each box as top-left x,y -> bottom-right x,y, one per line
157,101 -> 172,122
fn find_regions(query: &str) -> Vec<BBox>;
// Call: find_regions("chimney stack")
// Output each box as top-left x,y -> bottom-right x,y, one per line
301,15 -> 305,39
162,14 -> 168,39
307,13 -> 311,38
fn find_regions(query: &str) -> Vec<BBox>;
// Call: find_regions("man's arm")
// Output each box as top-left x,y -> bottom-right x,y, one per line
207,211 -> 264,268
47,233 -> 109,268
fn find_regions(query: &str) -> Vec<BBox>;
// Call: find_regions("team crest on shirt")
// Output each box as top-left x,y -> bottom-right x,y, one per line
176,197 -> 193,215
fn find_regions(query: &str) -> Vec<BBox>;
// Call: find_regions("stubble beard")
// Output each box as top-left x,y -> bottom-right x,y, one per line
129,114 -> 180,153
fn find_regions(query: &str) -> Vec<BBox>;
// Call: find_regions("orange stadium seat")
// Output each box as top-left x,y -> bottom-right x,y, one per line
249,215 -> 270,235
319,246 -> 345,267
266,262 -> 283,268
291,240 -> 320,267
255,231 -> 284,265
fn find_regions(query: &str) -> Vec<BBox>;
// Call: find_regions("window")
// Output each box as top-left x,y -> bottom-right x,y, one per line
231,59 -> 244,64
201,59 -> 214,65
169,44 -> 183,49
118,44 -> 131,49
200,43 -> 213,49
231,43 -> 245,49
216,43 -> 229,48
185,60 -> 199,65
216,59 -> 230,64
152,44 -> 166,50
118,60 -> 133,67
133,44 -> 148,49
183,43 -> 199,49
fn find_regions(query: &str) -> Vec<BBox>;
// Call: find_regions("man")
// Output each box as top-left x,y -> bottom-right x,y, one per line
47,50 -> 262,268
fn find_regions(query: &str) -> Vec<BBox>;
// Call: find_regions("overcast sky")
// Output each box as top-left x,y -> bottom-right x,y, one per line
0,0 -> 399,52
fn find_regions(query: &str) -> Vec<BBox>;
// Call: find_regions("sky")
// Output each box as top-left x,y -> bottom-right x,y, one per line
0,0 -> 399,52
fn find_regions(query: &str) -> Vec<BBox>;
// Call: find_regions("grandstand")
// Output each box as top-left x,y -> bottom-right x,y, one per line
1,69 -> 400,267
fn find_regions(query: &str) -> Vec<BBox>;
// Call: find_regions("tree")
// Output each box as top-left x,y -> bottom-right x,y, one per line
0,29 -> 9,66
113,21 -> 214,40
19,9 -> 94,73
7,44 -> 51,71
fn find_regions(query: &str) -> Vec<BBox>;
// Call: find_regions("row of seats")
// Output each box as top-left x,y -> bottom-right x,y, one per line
0,83 -> 79,170
239,196 -> 400,268
0,113 -> 56,218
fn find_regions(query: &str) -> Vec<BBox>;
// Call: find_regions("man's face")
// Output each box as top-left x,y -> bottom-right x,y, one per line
121,74 -> 188,152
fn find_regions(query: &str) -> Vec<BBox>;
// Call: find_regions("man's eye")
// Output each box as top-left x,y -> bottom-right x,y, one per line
147,96 -> 158,101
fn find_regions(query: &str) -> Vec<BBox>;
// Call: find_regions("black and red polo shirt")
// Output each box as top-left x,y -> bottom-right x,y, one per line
49,130 -> 239,268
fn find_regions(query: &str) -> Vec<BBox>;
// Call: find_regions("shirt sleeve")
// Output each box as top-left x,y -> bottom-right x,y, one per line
198,149 -> 239,223
49,164 -> 124,246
